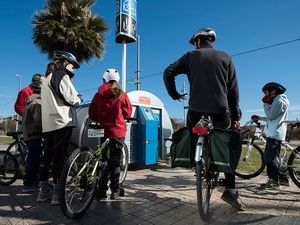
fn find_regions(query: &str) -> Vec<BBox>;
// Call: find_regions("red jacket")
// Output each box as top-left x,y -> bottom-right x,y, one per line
14,86 -> 33,116
89,83 -> 132,138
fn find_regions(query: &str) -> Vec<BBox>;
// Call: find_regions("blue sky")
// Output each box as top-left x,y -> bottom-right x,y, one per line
1,0 -> 300,124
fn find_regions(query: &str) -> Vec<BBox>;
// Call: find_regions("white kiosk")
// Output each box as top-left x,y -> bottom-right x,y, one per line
71,90 -> 173,165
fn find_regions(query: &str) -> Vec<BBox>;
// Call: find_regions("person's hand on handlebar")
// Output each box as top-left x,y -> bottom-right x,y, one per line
177,93 -> 187,102
251,114 -> 260,121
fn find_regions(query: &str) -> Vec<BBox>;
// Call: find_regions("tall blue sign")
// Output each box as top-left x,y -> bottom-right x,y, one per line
116,0 -> 137,43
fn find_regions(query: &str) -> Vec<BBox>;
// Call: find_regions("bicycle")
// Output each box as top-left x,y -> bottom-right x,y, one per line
0,119 -> 27,185
235,119 -> 300,188
59,118 -> 136,219
192,116 -> 220,220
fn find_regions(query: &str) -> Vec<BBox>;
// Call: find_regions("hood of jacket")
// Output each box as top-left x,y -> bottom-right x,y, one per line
98,83 -> 123,99
277,94 -> 289,106
25,94 -> 40,104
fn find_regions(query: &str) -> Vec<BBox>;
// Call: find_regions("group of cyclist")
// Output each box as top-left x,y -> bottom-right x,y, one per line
15,51 -> 130,205
13,26 -> 290,213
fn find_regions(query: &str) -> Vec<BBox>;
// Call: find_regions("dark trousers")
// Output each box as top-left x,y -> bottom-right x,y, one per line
98,138 -> 124,192
187,110 -> 236,189
24,139 -> 42,186
39,127 -> 72,183
264,138 -> 282,182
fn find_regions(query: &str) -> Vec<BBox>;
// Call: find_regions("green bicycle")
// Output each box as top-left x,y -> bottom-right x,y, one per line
59,118 -> 135,219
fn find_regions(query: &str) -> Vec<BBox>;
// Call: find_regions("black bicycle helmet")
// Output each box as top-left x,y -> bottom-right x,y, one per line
53,50 -> 80,69
189,27 -> 217,45
262,82 -> 286,94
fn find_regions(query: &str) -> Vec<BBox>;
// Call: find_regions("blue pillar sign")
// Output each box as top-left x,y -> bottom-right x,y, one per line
116,0 -> 137,43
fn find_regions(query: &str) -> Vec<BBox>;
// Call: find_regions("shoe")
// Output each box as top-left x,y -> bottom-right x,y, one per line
279,177 -> 290,187
221,190 -> 245,211
51,193 -> 59,205
22,185 -> 39,193
259,179 -> 280,189
110,187 -> 125,200
51,184 -> 60,205
94,190 -> 107,200
36,190 -> 52,203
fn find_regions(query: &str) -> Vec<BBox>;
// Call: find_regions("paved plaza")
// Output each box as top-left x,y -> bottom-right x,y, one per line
0,161 -> 300,225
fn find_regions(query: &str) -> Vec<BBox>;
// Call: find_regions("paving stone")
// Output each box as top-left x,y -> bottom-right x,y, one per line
0,163 -> 299,224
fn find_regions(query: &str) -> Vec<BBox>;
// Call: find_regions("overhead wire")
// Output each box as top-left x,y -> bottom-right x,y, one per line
138,37 -> 300,80
79,37 -> 300,93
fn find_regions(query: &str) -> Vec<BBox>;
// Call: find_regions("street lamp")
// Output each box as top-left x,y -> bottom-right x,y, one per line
15,74 -> 22,131
15,74 -> 22,92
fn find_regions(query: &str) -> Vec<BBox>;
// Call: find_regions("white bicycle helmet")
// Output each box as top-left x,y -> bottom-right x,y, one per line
103,69 -> 120,82
189,27 -> 217,45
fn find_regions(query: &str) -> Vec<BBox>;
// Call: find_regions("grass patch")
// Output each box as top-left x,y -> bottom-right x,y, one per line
0,136 -> 13,144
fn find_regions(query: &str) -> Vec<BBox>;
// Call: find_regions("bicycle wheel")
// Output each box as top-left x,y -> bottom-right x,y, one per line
119,143 -> 129,184
0,150 -> 19,185
196,138 -> 211,221
60,148 -> 97,219
6,140 -> 27,177
235,140 -> 265,179
287,149 -> 300,188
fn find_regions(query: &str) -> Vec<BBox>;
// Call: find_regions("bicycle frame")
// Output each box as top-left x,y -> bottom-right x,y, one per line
241,119 -> 300,170
194,117 -> 213,162
70,138 -> 110,184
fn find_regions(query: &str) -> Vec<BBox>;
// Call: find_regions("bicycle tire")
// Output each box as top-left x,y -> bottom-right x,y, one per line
235,140 -> 265,179
6,140 -> 27,177
196,138 -> 211,221
119,143 -> 129,184
0,150 -> 19,185
287,149 -> 300,188
60,147 -> 97,219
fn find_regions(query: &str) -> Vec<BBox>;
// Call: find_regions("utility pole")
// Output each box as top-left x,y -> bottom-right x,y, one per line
135,35 -> 141,90
181,81 -> 187,126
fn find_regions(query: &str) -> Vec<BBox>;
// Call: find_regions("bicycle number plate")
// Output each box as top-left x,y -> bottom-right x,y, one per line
87,129 -> 104,138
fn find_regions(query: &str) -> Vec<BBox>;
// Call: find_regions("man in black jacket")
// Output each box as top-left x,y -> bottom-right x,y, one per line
164,27 -> 244,210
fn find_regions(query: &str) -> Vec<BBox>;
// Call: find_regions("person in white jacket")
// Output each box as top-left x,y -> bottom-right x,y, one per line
252,82 -> 289,189
37,51 -> 81,205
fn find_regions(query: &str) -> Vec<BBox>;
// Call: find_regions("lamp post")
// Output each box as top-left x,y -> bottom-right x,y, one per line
15,74 -> 22,92
15,74 -> 22,131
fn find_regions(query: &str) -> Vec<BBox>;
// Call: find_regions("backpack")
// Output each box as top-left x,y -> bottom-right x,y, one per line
170,127 -> 192,168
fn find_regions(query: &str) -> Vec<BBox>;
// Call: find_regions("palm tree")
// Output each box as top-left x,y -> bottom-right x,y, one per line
32,0 -> 108,63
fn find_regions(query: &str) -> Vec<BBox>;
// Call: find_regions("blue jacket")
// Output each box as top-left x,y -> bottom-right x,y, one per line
261,94 -> 289,140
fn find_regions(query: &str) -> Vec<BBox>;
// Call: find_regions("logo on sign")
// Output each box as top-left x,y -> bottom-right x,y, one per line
139,96 -> 151,105
122,0 -> 137,20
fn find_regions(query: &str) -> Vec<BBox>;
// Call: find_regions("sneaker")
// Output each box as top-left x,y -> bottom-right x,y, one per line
110,188 -> 125,200
259,179 -> 280,189
221,190 -> 245,211
51,184 -> 59,206
51,193 -> 59,205
22,185 -> 39,193
279,177 -> 290,187
36,190 -> 52,203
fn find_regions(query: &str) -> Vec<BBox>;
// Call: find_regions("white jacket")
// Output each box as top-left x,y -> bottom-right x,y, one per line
261,94 -> 289,141
41,70 -> 81,133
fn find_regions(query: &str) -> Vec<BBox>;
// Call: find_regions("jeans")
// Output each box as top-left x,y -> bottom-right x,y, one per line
24,139 -> 42,186
264,138 -> 282,182
187,110 -> 236,189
